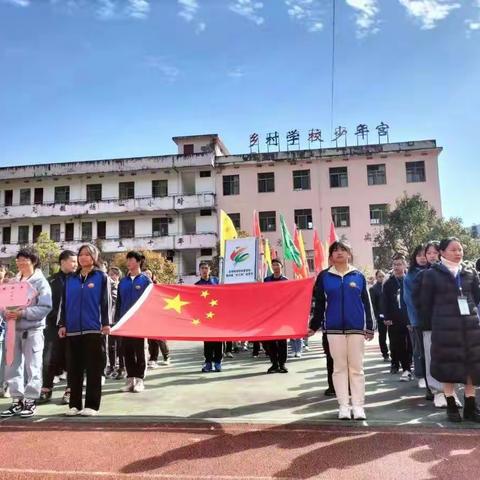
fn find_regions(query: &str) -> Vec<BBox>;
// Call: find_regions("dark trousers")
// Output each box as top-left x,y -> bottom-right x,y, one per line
204,342 -> 223,363
378,320 -> 389,358
252,342 -> 261,356
108,336 -> 125,370
224,342 -> 233,353
322,333 -> 335,391
66,334 -> 104,411
148,340 -> 169,361
43,329 -> 68,390
265,340 -> 287,367
124,337 -> 146,379
389,324 -> 412,371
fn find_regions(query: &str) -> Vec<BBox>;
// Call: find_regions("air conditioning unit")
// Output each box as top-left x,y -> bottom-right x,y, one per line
153,231 -> 160,237
371,218 -> 380,225
340,220 -> 348,227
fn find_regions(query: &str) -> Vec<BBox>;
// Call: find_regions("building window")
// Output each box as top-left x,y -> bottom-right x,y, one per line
406,161 -> 426,183
19,189 -> 31,206
200,248 -> 213,256
200,209 -> 212,216
3,226 -> 11,244
329,167 -> 348,188
119,220 -> 135,238
369,204 -> 388,225
258,172 -> 275,193
295,209 -> 313,230
18,225 -> 29,244
50,224 -> 61,242
55,186 -> 70,204
331,206 -> 350,228
34,188 -> 43,205
306,250 -> 315,272
4,190 -> 13,207
259,211 -> 276,232
228,213 -> 241,229
152,218 -> 169,237
293,170 -> 311,190
223,175 -> 240,196
97,221 -> 106,240
119,182 -> 135,200
183,144 -> 194,155
82,222 -> 92,241
86,184 -> 102,202
367,164 -> 386,185
152,180 -> 168,198
65,223 -> 74,242
33,225 -> 42,243
199,171 -> 211,178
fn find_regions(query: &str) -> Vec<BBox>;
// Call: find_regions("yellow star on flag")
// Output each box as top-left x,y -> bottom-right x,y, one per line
200,290 -> 210,298
209,299 -> 218,307
192,319 -> 201,326
163,294 -> 190,314
206,311 -> 215,319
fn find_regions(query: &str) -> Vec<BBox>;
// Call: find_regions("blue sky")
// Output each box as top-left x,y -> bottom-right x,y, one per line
0,0 -> 479,225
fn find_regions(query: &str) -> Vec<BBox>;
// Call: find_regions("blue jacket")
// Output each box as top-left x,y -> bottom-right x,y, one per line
115,273 -> 152,322
310,267 -> 374,334
403,267 -> 425,327
60,269 -> 111,336
195,277 -> 219,286
0,319 -> 4,342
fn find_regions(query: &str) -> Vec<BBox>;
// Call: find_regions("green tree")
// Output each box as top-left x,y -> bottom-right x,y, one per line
34,232 -> 61,275
373,194 -> 480,270
111,250 -> 177,284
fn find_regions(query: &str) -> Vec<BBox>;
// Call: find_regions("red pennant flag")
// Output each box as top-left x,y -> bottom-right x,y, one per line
253,210 -> 261,238
111,278 -> 314,341
328,220 -> 338,246
313,229 -> 325,273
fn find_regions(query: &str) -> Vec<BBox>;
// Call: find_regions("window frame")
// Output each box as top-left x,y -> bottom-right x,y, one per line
367,164 -> 386,186
406,161 -> 426,183
259,211 -> 277,232
257,172 -> 275,193
294,209 -> 313,230
331,206 -> 351,228
329,167 -> 349,188
292,170 -> 311,190
222,175 -> 240,196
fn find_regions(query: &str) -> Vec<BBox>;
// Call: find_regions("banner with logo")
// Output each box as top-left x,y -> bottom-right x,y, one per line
222,237 -> 259,284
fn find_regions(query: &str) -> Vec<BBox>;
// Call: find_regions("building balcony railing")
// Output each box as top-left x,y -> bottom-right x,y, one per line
0,233 -> 217,257
0,193 -> 215,221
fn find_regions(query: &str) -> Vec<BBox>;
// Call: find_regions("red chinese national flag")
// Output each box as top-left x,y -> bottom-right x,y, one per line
328,220 -> 338,246
111,278 -> 314,341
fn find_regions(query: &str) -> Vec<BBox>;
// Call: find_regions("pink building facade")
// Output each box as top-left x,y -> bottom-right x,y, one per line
215,140 -> 442,277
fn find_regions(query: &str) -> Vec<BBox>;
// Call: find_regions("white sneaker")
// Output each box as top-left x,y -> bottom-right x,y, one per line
434,392 -> 447,408
338,406 -> 351,420
65,407 -> 81,417
53,376 -> 60,385
225,352 -> 234,358
162,358 -> 171,365
418,378 -> 426,389
59,371 -> 67,381
452,391 -> 463,408
120,377 -> 135,393
400,371 -> 413,382
352,407 -> 366,420
133,378 -> 145,393
80,408 -> 98,417
101,376 -> 106,386
148,360 -> 158,369
303,346 -> 310,351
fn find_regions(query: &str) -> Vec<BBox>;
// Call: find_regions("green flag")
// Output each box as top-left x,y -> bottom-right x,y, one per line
280,214 -> 302,267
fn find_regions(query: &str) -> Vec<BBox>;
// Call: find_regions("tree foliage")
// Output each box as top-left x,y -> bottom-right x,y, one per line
34,232 -> 61,275
373,194 -> 480,270
110,250 -> 177,284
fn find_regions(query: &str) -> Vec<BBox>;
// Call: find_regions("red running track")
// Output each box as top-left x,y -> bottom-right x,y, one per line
0,422 -> 479,479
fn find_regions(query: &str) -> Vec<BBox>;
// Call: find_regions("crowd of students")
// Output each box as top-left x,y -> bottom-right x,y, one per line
0,237 -> 479,423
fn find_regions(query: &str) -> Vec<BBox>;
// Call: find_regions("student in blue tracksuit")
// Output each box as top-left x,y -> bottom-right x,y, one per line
59,244 -> 111,417
195,262 -> 222,372
116,251 -> 152,393
309,241 -> 374,421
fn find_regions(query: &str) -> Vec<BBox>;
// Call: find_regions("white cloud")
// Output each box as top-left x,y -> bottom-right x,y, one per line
398,0 -> 461,30
177,0 -> 206,33
126,0 -> 150,19
2,0 -> 30,6
345,0 -> 379,37
144,57 -> 180,82
228,66 -> 246,78
96,0 -> 115,19
466,0 -> 480,31
285,0 -> 324,32
229,0 -> 264,25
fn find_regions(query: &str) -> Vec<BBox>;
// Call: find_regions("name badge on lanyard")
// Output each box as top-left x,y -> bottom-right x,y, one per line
456,273 -> 470,316
396,289 -> 401,309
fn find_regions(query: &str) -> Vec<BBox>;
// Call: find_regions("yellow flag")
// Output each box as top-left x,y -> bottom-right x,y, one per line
298,230 -> 309,275
219,210 -> 238,257
264,238 -> 273,275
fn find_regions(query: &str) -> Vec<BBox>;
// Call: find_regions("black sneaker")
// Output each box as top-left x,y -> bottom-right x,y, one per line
38,389 -> 52,404
114,369 -> 126,380
1,400 -> 23,417
105,366 -> 115,378
390,366 -> 399,374
61,389 -> 70,405
278,365 -> 289,373
267,365 -> 279,374
20,400 -> 36,418
324,387 -> 336,397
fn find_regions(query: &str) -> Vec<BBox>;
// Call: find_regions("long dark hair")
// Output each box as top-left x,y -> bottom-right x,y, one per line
77,244 -> 102,271
409,244 -> 425,272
